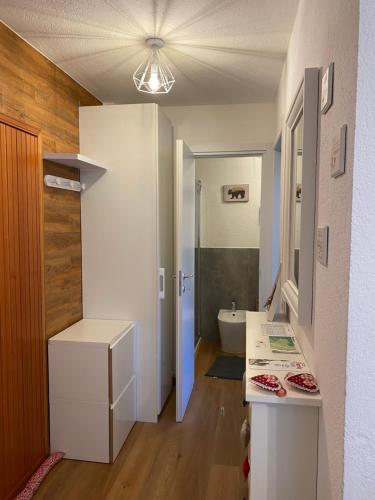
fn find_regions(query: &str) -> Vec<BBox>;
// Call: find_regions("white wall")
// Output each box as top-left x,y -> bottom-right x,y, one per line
344,1 -> 375,498
276,65 -> 287,136
195,157 -> 262,248
163,103 -> 276,151
277,1 -> 360,498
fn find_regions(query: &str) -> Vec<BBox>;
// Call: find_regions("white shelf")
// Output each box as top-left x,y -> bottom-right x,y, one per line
43,153 -> 109,171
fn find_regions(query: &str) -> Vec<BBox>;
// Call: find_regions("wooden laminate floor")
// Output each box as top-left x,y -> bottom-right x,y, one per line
35,341 -> 246,500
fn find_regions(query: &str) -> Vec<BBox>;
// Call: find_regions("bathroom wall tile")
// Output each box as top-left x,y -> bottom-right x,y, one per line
198,248 -> 259,341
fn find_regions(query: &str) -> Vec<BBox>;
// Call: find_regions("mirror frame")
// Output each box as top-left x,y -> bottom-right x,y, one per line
281,68 -> 319,326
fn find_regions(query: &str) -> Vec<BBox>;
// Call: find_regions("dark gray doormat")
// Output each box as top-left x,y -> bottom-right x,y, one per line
205,355 -> 245,381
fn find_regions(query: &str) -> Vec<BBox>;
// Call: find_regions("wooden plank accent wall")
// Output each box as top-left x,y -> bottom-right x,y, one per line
44,161 -> 83,337
0,21 -> 101,497
0,21 -> 101,338
0,117 -> 47,500
0,22 -> 101,153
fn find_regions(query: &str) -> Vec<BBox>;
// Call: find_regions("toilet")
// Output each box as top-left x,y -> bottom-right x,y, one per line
218,309 -> 246,354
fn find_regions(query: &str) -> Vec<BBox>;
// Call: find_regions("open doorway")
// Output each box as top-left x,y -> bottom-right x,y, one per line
194,155 -> 262,351
174,144 -> 280,421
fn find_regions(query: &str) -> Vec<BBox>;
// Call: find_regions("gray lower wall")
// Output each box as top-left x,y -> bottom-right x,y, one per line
198,248 -> 259,341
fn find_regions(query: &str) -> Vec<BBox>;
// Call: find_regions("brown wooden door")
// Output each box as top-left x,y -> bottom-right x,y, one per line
0,114 -> 48,499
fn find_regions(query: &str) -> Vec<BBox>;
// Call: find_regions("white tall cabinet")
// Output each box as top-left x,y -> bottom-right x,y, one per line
79,104 -> 174,422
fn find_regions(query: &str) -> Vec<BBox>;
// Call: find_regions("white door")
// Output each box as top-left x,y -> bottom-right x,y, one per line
175,139 -> 195,422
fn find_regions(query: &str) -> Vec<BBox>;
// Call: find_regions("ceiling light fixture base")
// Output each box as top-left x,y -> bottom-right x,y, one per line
146,38 -> 165,49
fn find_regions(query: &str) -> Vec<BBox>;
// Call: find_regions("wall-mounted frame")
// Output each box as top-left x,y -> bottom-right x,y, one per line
281,68 -> 319,326
223,184 -> 249,202
321,62 -> 334,114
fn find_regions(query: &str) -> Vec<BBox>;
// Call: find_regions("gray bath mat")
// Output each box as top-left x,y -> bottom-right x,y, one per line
205,355 -> 245,380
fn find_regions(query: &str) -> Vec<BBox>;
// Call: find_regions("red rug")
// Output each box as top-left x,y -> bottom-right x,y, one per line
15,452 -> 65,500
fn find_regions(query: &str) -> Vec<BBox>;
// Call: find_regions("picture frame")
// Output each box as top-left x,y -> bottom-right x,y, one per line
223,184 -> 249,202
321,62 -> 334,114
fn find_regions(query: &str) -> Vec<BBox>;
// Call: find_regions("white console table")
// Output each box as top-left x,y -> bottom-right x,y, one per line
245,312 -> 321,500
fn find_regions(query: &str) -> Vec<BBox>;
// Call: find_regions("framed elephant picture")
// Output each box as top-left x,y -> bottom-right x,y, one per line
223,184 -> 249,202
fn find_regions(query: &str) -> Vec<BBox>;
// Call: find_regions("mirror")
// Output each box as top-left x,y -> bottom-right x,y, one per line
291,114 -> 303,286
281,68 -> 319,326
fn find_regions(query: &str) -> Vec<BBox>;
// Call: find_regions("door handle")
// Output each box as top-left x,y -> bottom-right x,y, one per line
173,272 -> 193,296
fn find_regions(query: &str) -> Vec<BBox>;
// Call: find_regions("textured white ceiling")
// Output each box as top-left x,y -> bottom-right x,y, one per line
0,0 -> 299,105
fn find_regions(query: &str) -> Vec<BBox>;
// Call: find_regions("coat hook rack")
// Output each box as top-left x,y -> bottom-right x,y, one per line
44,175 -> 85,192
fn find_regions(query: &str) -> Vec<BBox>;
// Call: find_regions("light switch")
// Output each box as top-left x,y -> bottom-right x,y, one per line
331,124 -> 347,178
316,226 -> 329,266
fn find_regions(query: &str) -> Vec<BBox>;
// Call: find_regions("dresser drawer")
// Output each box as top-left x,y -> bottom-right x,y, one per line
110,376 -> 136,462
110,325 -> 135,403
50,398 -> 110,463
49,342 -> 109,403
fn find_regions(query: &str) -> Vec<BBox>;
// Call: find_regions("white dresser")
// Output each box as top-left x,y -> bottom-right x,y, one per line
48,319 -> 136,463
245,312 -> 321,500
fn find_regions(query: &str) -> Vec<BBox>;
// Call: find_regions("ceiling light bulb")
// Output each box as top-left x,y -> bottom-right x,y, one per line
133,38 -> 175,95
148,64 -> 161,92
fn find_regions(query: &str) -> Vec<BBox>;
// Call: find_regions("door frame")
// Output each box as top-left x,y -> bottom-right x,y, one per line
192,143 -> 275,311
0,112 -> 40,137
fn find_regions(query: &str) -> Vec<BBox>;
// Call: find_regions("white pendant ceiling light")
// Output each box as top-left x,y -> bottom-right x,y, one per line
133,38 -> 175,95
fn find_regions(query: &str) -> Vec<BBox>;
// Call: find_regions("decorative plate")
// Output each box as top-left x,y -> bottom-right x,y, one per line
249,374 -> 286,397
284,372 -> 319,393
